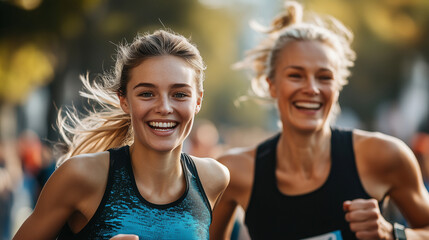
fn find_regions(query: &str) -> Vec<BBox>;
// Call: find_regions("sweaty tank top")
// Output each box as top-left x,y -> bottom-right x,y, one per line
57,146 -> 212,240
245,128 -> 373,240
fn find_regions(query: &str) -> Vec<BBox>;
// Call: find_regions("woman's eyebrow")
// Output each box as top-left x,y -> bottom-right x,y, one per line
283,66 -> 304,71
133,83 -> 155,89
170,83 -> 192,89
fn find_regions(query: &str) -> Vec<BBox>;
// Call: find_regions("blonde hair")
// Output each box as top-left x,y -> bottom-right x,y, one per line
56,30 -> 206,166
236,1 -> 356,98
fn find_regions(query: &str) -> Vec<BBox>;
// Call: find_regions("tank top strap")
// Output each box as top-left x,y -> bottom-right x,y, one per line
330,128 -> 371,199
330,128 -> 354,174
180,153 -> 212,214
181,152 -> 197,176
107,145 -> 130,170
331,128 -> 354,166
245,133 -> 280,229
254,133 -> 280,190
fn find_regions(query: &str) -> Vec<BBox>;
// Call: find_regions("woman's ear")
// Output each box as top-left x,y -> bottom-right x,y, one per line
118,93 -> 130,114
195,91 -> 204,114
267,77 -> 277,98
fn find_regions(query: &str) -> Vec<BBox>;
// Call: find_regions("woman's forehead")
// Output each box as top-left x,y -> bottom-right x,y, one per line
128,56 -> 197,87
276,40 -> 340,71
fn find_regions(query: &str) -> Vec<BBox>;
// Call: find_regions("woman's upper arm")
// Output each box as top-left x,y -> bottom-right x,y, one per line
357,130 -> 429,228
13,156 -> 98,240
209,149 -> 255,240
386,139 -> 429,227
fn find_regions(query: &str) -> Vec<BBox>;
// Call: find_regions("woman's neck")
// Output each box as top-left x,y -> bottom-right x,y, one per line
277,126 -> 331,177
129,142 -> 184,194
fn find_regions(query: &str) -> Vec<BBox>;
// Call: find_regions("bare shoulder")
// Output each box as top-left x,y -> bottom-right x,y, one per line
217,146 -> 257,202
57,151 -> 109,178
352,129 -> 420,196
217,146 -> 256,173
353,129 -> 405,149
191,156 -> 229,209
353,129 -> 414,169
191,156 -> 229,192
57,151 -> 110,188
191,147 -> 257,209
192,156 -> 229,182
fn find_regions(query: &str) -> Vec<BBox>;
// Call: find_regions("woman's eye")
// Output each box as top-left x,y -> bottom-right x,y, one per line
174,92 -> 188,98
139,92 -> 153,97
288,74 -> 301,78
318,75 -> 333,81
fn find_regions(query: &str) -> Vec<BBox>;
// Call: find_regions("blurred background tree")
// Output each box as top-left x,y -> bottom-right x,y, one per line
0,0 -> 428,147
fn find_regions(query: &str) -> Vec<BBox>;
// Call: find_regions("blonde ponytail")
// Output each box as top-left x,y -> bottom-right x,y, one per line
268,1 -> 303,33
56,74 -> 133,166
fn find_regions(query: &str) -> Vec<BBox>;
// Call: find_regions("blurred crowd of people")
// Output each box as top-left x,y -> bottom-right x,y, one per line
0,130 -> 55,240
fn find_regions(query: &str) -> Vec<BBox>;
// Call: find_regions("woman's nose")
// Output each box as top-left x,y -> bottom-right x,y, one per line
302,77 -> 320,95
155,96 -> 173,115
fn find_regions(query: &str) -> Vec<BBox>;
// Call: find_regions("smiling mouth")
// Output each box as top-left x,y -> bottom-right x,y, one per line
293,102 -> 322,110
148,121 -> 178,131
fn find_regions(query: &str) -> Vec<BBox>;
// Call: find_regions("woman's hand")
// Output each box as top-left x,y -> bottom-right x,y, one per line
110,234 -> 139,240
344,199 -> 394,240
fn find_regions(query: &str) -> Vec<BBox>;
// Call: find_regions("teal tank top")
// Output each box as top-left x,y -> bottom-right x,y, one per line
57,146 -> 212,239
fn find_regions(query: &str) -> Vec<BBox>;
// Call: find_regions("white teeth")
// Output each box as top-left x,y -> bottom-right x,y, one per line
294,102 -> 321,109
149,121 -> 177,128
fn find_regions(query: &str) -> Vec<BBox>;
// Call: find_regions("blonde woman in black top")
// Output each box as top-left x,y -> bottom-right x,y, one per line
210,1 -> 429,239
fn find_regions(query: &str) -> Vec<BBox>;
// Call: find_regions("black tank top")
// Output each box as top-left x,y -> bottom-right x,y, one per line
245,128 -> 372,240
58,146 -> 211,239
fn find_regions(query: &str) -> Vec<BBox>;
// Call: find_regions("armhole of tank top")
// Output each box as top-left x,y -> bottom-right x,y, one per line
341,128 -> 386,211
69,148 -> 117,237
181,153 -> 212,218
245,141 -> 263,220
332,127 -> 373,200
245,133 -> 280,227
345,128 -> 372,200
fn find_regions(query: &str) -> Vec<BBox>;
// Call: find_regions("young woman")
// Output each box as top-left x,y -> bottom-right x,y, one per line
210,1 -> 429,239
13,29 -> 229,240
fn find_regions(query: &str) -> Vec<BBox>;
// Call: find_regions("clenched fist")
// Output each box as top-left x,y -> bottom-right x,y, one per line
343,198 -> 394,240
